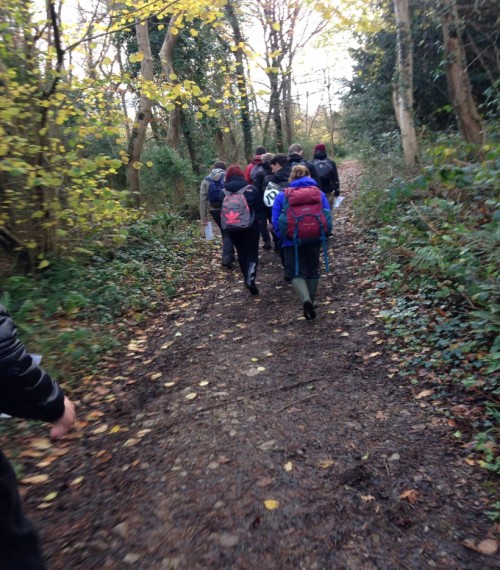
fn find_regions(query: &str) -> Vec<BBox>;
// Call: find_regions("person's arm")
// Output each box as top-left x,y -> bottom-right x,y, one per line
0,306 -> 75,437
272,192 -> 285,235
199,179 -> 209,224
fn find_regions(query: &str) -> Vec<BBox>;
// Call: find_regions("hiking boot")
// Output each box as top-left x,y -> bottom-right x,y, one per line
303,301 -> 316,320
247,282 -> 259,295
263,241 -> 272,250
222,257 -> 234,269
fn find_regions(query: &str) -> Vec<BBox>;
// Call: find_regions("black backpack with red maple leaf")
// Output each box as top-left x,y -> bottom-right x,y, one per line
221,187 -> 254,232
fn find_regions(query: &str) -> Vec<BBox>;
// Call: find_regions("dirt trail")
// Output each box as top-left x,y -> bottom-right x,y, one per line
22,161 -> 497,569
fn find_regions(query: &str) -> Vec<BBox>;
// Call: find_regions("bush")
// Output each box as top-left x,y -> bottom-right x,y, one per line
140,143 -> 198,213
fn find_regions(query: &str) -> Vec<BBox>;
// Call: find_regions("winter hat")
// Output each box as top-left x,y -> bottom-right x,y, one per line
314,143 -> 326,154
225,164 -> 245,182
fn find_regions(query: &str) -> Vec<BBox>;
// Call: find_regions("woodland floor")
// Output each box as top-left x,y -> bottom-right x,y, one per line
4,161 -> 499,569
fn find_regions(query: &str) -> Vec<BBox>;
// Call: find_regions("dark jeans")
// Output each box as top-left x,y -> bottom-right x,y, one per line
229,222 -> 260,280
0,450 -> 45,569
210,209 -> 235,263
283,242 -> 322,279
257,210 -> 271,244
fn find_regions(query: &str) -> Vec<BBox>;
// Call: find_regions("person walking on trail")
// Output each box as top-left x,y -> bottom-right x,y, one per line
272,164 -> 332,320
244,146 -> 266,184
264,153 -> 292,275
0,304 -> 76,569
221,165 -> 264,295
287,143 -> 319,183
252,152 -> 274,250
200,161 -> 236,270
312,143 -> 340,200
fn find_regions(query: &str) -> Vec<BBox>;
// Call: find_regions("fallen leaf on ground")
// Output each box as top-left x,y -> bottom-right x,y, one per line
123,438 -> 140,447
150,372 -> 162,380
161,341 -> 174,350
477,539 -> 498,555
164,382 -> 175,387
256,477 -> 273,488
31,438 -> 52,450
264,499 -> 279,510
415,389 -> 434,399
361,495 -> 375,501
92,424 -> 108,434
318,459 -> 335,469
199,381 -> 209,386
43,491 -> 58,502
284,461 -> 293,472
70,477 -> 84,486
400,489 -> 419,504
185,393 -> 197,400
20,474 -> 49,485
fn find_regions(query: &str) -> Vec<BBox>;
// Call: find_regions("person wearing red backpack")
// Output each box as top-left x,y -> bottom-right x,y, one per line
272,164 -> 332,320
221,165 -> 264,295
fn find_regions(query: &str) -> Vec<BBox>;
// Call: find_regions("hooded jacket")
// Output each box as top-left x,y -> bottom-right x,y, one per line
288,153 -> 319,183
312,151 -> 340,195
272,176 -> 331,248
0,305 -> 65,422
200,168 -> 225,218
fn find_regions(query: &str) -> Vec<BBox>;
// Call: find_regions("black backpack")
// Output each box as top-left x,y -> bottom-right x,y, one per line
313,159 -> 334,189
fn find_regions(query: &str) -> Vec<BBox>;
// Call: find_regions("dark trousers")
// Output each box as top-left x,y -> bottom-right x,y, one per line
229,222 -> 260,281
257,210 -> 271,244
0,450 -> 45,570
283,242 -> 322,279
209,209 -> 235,263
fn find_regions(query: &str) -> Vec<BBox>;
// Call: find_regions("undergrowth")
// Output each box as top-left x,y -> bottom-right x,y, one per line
0,211 -> 200,387
354,131 -> 499,485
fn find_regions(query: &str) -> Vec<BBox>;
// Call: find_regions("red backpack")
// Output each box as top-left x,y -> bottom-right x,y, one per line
279,186 -> 330,242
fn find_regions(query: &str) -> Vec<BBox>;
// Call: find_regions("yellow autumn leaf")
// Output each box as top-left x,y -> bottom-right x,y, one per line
20,474 -> 49,485
272,22 -> 280,31
43,491 -> 58,501
109,425 -> 121,434
146,161 -> 153,167
264,499 -> 279,510
132,161 -> 142,170
38,259 -> 50,269
190,29 -> 199,37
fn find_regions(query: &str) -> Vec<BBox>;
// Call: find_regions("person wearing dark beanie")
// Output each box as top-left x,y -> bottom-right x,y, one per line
312,144 -> 340,198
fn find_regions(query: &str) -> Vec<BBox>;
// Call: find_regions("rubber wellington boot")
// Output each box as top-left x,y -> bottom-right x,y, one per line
292,278 -> 316,320
246,262 -> 259,295
306,279 -> 319,304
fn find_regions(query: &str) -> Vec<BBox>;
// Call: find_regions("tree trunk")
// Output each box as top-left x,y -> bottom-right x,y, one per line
126,20 -> 154,207
224,2 -> 253,161
439,0 -> 485,146
393,0 -> 418,166
159,15 -> 181,149
269,72 -> 284,152
282,71 -> 294,147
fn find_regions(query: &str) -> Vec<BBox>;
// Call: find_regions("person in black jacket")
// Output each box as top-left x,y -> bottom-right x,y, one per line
0,304 -> 76,569
222,164 -> 264,295
312,143 -> 340,198
252,152 -> 274,250
288,143 -> 319,183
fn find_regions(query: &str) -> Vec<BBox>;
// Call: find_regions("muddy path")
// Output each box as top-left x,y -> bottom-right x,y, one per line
15,161 -> 498,569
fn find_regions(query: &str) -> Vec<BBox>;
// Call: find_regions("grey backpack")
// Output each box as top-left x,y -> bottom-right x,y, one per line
221,187 -> 254,232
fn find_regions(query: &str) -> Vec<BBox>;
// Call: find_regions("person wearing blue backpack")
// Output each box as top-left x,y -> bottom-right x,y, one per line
200,161 -> 235,269
272,164 -> 332,320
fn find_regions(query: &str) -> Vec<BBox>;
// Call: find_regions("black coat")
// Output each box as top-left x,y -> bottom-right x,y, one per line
253,163 -> 273,195
313,151 -> 340,194
288,153 -> 319,183
0,305 -> 65,422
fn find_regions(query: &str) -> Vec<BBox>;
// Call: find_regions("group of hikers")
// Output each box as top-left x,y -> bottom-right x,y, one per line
200,143 -> 340,321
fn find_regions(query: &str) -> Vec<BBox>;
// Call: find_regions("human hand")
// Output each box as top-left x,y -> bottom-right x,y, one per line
50,397 -> 76,439
201,218 -> 209,226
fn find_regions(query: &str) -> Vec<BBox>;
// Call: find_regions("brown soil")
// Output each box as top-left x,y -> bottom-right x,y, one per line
9,161 -> 499,569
